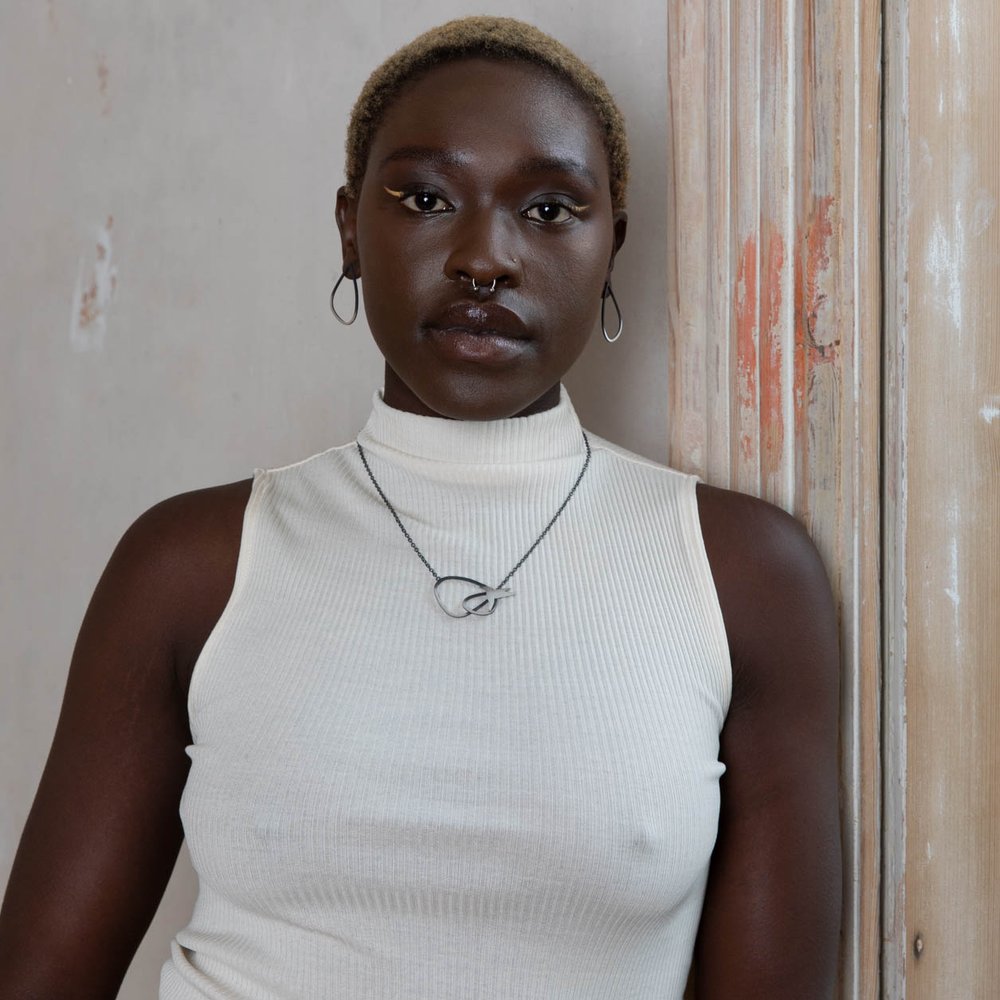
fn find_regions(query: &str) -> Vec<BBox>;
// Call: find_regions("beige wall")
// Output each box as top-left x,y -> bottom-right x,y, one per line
0,2 -> 669,995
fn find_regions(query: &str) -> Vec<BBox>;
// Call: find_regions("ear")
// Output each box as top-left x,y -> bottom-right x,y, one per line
605,210 -> 628,281
335,185 -> 361,278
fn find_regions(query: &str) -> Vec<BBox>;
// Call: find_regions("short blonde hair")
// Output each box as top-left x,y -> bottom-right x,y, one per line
344,16 -> 630,211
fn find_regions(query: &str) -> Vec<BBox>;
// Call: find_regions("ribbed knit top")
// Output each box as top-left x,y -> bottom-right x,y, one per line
160,389 -> 731,1000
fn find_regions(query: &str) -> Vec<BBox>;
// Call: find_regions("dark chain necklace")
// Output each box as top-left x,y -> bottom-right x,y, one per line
356,432 -> 592,618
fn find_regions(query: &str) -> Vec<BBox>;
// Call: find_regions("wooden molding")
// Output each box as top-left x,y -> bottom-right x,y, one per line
666,3 -> 883,995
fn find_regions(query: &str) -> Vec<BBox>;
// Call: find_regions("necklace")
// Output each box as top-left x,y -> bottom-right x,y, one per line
356,432 -> 592,618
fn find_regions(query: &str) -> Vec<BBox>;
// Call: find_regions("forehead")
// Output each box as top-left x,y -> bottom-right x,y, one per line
367,57 -> 609,189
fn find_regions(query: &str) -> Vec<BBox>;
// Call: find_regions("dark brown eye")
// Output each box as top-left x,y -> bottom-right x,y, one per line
524,202 -> 577,224
398,191 -> 451,213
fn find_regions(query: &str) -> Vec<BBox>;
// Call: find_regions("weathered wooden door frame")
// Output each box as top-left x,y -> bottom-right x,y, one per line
666,2 -> 882,995
882,0 -> 1000,996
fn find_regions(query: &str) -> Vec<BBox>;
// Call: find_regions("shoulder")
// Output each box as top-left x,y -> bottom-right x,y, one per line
102,479 -> 254,697
695,481 -> 821,576
111,479 -> 253,591
695,482 -> 837,697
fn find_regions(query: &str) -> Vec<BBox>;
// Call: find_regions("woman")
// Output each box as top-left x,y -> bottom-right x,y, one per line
0,16 -> 841,999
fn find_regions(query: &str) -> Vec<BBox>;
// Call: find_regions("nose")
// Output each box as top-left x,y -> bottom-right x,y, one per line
443,206 -> 523,291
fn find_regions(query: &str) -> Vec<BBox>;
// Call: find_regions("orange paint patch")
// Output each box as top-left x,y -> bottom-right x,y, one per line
74,216 -> 117,338
78,282 -> 100,327
794,195 -> 838,441
735,236 -> 758,461
760,229 -> 786,462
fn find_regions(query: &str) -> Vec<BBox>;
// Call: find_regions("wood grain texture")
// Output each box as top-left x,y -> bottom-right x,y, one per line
666,2 -> 882,995
881,1 -> 910,992
888,0 -> 1000,995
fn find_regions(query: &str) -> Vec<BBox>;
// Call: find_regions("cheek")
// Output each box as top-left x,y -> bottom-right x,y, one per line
536,223 -> 612,284
359,229 -> 442,330
534,234 -> 611,320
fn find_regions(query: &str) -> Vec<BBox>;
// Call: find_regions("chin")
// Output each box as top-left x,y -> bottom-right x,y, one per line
400,373 -> 562,421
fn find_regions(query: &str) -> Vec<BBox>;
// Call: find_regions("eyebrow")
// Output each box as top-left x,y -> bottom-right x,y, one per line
378,146 -> 470,171
378,147 -> 600,189
515,155 -> 600,189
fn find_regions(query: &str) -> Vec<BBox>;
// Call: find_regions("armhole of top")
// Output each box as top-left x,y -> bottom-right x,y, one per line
683,473 -> 734,721
185,468 -> 271,736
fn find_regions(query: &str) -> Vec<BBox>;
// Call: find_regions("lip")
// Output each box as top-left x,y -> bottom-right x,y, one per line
425,301 -> 530,340
422,300 -> 532,367
425,327 -> 531,366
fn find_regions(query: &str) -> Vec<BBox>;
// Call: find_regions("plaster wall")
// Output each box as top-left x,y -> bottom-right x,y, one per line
0,2 -> 668,994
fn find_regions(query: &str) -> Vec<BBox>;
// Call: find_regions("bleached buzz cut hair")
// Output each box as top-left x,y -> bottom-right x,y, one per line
343,15 -> 630,211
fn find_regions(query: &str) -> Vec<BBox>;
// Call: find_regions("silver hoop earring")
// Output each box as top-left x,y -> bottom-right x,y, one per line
330,269 -> 359,325
601,282 -> 623,343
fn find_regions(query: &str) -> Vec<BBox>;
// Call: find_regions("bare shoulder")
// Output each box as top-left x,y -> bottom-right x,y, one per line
109,478 -> 254,699
0,478 -> 254,995
695,482 -> 837,695
694,481 -> 827,591
119,477 -> 253,565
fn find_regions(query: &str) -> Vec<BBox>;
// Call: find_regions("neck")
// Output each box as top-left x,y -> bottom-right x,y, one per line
381,365 -> 562,420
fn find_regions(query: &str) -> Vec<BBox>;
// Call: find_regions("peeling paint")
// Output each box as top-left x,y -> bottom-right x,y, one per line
925,213 -> 962,330
678,411 -> 704,470
735,236 -> 758,461
794,196 -> 839,452
760,230 -> 785,461
97,54 -> 111,115
944,501 -> 962,643
949,0 -> 963,53
944,536 -> 961,607
70,216 -> 118,352
981,398 -> 1000,424
971,191 -> 997,237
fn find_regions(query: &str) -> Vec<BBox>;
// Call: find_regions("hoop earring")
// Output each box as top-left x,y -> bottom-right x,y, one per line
601,282 -> 623,343
330,269 -> 359,325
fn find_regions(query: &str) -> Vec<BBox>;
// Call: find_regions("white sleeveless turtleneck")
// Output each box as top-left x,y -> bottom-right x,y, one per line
160,390 -> 731,1000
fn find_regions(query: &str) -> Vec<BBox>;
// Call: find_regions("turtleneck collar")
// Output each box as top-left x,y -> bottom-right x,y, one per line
357,387 -> 586,465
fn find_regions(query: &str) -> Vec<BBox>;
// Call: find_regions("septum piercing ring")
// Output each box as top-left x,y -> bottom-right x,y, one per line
471,277 -> 497,293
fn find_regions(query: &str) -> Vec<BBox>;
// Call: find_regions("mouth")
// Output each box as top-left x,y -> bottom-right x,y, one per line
426,301 -> 530,340
423,301 -> 532,366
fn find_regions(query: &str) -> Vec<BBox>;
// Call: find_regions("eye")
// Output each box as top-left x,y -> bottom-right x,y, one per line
385,187 -> 453,214
523,201 -> 584,224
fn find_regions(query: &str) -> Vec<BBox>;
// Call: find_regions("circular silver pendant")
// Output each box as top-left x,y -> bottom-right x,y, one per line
433,576 -> 514,618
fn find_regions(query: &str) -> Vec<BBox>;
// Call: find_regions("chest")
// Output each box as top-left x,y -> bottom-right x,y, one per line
180,461 -> 729,929
183,592 -> 724,924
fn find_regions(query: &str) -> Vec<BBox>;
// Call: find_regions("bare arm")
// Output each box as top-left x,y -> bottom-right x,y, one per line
694,483 -> 842,999
0,480 -> 250,999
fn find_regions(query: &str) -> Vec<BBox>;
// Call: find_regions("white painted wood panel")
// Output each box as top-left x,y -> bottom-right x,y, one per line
666,3 -> 882,995
884,0 -> 1000,995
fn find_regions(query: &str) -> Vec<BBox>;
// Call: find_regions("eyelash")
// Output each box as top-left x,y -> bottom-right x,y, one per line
384,187 -> 585,224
